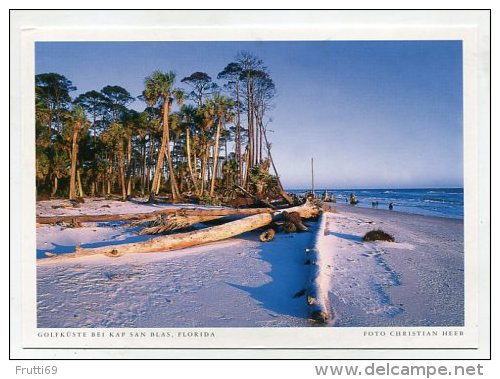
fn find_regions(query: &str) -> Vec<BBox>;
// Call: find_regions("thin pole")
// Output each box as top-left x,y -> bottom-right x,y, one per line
311,157 -> 314,197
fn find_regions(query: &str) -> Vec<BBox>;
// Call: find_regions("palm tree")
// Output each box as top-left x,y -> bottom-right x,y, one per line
67,105 -> 88,200
143,71 -> 184,201
179,104 -> 200,194
135,110 -> 150,195
218,62 -> 243,184
49,146 -> 67,198
207,94 -> 234,197
74,90 -> 109,196
121,110 -> 142,196
196,104 -> 214,196
110,123 -> 128,200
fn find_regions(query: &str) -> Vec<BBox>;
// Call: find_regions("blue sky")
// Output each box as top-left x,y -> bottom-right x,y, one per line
36,40 -> 463,189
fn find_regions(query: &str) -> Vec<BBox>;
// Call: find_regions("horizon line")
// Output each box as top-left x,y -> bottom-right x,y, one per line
284,186 -> 464,190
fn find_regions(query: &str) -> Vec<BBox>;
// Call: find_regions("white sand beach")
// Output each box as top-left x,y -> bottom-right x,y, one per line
319,204 -> 463,327
36,200 -> 463,328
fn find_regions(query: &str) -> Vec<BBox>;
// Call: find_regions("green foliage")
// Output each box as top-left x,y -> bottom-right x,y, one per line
198,192 -> 223,206
143,71 -> 177,107
101,85 -> 133,121
101,122 -> 126,146
247,159 -> 280,199
222,159 -> 238,185
35,51 -> 278,201
36,152 -> 50,180
181,71 -> 218,105
35,73 -> 76,131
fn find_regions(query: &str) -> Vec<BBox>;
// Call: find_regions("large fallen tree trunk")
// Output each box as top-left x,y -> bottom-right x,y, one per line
40,201 -> 320,262
41,213 -> 273,262
134,213 -> 224,235
36,207 -> 272,225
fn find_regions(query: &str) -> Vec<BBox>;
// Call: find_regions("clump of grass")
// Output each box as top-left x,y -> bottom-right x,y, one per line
363,229 -> 395,242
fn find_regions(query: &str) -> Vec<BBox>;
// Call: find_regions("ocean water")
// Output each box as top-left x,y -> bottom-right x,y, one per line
288,188 -> 464,219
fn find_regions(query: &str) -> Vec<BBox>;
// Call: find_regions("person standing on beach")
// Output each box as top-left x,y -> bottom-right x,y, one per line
389,202 -> 394,210
350,193 -> 358,205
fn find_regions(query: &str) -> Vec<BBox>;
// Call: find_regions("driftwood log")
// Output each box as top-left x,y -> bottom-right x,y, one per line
135,214 -> 223,235
234,185 -> 277,210
40,201 -> 320,263
278,189 -> 294,206
36,207 -> 272,225
283,211 -> 308,232
259,228 -> 276,242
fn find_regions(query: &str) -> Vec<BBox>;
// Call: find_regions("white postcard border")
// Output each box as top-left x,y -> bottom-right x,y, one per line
10,10 -> 490,359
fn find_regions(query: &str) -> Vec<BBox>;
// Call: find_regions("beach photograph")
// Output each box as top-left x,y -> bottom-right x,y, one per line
35,40 -> 464,329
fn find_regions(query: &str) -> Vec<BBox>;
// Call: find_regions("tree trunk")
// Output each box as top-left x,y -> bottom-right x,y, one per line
45,213 -> 272,260
146,134 -> 153,194
207,146 -> 212,186
185,128 -> 199,194
210,119 -> 222,197
246,77 -> 254,170
151,100 -> 180,199
163,103 -> 181,201
179,171 -> 185,194
41,202 -> 319,261
48,107 -> 53,134
235,184 -> 277,210
126,134 -> 133,196
199,146 -> 208,196
242,146 -> 250,189
193,151 -> 198,183
37,206 -> 272,224
250,81 -> 257,165
224,131 -> 228,161
50,176 -> 58,198
141,137 -> 147,195
235,80 -> 242,185
258,111 -> 264,163
118,140 -> 127,201
283,211 -> 308,231
76,168 -> 84,198
92,112 -> 97,144
68,128 -> 79,200
106,152 -> 113,195
261,122 -> 294,205
101,177 -> 106,197
92,112 -> 97,198
150,127 -> 166,196
137,214 -> 223,235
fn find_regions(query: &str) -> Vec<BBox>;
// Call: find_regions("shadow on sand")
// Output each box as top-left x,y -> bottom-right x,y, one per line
325,230 -> 363,242
36,233 -> 158,259
225,221 -> 320,319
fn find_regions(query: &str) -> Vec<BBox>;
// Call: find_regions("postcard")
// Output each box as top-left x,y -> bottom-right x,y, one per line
9,10 -> 490,359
